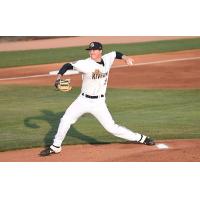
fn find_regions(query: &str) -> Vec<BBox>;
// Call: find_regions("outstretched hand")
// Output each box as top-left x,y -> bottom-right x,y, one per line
122,55 -> 135,66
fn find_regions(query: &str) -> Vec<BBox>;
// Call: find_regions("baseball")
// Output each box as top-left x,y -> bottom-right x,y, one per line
129,60 -> 133,65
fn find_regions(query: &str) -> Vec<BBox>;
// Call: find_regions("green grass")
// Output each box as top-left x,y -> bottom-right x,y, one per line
0,85 -> 200,151
0,37 -> 200,68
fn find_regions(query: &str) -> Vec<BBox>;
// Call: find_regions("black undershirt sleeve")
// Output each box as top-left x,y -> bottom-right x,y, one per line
115,51 -> 124,59
58,63 -> 73,75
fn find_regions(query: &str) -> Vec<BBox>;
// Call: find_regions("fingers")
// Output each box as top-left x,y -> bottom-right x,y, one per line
127,60 -> 133,65
126,58 -> 134,65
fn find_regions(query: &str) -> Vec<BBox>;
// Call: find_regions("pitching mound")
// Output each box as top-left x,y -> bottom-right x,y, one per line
0,139 -> 200,162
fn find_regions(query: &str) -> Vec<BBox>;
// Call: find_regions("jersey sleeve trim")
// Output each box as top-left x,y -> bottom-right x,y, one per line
58,63 -> 74,75
115,51 -> 124,59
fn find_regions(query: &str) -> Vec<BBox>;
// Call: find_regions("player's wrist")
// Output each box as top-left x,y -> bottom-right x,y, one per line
54,79 -> 60,88
56,74 -> 62,80
55,75 -> 62,88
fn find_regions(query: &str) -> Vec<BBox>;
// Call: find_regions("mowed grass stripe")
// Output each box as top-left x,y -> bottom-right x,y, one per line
0,38 -> 200,68
0,86 -> 200,151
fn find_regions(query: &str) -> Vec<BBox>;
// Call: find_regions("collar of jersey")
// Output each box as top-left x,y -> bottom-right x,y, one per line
96,59 -> 104,66
89,57 -> 105,66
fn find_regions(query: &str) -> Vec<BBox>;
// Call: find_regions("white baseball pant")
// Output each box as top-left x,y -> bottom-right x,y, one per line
53,94 -> 143,147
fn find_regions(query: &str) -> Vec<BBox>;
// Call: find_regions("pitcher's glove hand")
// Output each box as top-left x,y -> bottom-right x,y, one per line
55,79 -> 72,92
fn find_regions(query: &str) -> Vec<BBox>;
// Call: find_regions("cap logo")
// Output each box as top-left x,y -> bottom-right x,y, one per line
90,43 -> 94,47
85,42 -> 102,50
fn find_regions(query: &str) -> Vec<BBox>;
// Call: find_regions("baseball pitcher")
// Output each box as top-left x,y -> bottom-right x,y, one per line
40,42 -> 155,156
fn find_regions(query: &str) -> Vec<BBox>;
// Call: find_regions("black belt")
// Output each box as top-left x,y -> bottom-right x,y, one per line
82,93 -> 104,99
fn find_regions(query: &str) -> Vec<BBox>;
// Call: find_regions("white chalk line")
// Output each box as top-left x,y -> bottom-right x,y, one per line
114,56 -> 200,69
0,74 -> 52,81
0,56 -> 200,81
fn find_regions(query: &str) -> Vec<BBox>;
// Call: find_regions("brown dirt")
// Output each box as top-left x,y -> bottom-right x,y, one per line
1,49 -> 200,89
0,36 -> 197,52
0,139 -> 200,162
0,37 -> 200,162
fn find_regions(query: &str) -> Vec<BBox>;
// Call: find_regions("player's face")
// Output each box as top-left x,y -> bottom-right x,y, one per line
89,49 -> 102,61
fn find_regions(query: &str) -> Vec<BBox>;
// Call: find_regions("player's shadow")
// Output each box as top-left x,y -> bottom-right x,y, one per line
24,109 -> 109,147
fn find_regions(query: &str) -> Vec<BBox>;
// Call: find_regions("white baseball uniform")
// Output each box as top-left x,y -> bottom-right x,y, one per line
53,51 -> 145,147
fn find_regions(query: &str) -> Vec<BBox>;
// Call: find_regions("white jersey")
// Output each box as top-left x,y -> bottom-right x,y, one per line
71,51 -> 116,96
52,50 -> 145,148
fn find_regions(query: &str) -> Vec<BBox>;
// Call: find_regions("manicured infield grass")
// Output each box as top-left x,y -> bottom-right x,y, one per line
0,37 -> 200,68
0,85 -> 200,151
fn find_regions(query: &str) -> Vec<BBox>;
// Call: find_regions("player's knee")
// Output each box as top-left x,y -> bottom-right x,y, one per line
104,123 -> 120,134
60,116 -> 76,125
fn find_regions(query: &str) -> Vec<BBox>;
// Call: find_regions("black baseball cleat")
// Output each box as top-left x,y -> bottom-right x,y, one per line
143,136 -> 155,146
39,147 -> 56,157
39,145 -> 61,157
138,135 -> 155,146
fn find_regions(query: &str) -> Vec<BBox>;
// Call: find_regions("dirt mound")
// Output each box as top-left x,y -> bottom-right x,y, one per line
0,139 -> 200,162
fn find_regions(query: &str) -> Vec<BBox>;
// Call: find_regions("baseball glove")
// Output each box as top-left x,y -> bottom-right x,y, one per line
55,79 -> 72,92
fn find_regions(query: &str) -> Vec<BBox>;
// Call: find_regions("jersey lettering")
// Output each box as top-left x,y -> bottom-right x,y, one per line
72,52 -> 116,95
92,69 -> 108,79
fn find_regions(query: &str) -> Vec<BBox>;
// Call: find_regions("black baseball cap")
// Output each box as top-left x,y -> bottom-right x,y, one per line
85,42 -> 103,50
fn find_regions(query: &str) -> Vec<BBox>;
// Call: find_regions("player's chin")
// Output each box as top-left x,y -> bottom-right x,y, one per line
90,55 -> 98,60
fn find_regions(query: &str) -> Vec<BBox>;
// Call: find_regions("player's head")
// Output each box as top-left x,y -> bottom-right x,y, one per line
86,42 -> 103,61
